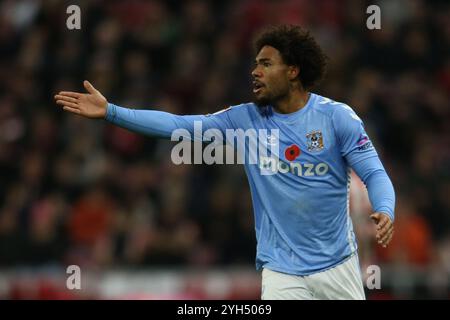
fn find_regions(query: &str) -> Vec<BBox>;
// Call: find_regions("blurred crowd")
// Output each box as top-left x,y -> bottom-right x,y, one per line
0,0 -> 449,298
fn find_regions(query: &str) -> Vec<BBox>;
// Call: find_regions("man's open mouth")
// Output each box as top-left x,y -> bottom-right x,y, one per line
253,81 -> 265,93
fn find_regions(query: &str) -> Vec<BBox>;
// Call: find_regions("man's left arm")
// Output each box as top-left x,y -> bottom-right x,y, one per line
332,105 -> 395,247
351,157 -> 395,247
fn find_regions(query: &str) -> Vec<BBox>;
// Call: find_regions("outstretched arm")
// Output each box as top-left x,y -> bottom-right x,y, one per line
55,81 -> 236,140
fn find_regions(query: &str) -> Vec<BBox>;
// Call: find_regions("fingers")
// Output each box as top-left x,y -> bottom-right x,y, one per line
56,99 -> 79,109
371,212 -> 394,248
377,223 -> 394,247
384,230 -> 394,246
380,226 -> 393,246
57,91 -> 82,99
54,94 -> 78,104
62,106 -> 81,115
376,215 -> 389,231
377,215 -> 391,236
83,80 -> 98,94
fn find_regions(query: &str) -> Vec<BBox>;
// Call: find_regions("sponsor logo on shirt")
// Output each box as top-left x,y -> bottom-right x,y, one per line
259,156 -> 329,177
357,133 -> 369,146
357,133 -> 372,151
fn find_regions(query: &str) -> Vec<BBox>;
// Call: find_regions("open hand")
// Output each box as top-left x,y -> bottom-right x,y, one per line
55,80 -> 108,119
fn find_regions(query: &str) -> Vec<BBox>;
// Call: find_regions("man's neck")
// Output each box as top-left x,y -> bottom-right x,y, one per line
273,89 -> 310,114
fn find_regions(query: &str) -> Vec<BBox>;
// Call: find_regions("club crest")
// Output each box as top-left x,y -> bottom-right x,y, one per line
306,130 -> 324,152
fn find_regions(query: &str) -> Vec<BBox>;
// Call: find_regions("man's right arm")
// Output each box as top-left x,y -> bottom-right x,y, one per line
105,103 -> 235,140
55,80 -> 237,140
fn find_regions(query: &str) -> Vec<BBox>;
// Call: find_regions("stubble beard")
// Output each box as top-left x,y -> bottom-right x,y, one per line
253,87 -> 277,108
253,88 -> 287,108
254,95 -> 272,108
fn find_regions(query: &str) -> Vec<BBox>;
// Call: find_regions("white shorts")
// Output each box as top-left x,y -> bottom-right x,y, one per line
261,254 -> 366,300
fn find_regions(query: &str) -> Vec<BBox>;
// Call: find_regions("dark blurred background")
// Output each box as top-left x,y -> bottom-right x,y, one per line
0,0 -> 449,299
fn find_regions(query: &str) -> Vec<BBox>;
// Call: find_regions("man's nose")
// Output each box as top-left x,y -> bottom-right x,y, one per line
252,66 -> 262,78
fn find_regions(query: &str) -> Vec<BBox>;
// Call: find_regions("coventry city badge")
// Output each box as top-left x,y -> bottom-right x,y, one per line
306,130 -> 324,152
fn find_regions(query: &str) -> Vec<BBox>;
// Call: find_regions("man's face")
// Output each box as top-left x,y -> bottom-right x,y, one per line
252,45 -> 291,107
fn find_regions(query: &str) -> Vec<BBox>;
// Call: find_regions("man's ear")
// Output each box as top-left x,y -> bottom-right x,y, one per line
287,66 -> 300,80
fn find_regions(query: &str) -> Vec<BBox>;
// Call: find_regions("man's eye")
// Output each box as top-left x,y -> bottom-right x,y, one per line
263,62 -> 271,67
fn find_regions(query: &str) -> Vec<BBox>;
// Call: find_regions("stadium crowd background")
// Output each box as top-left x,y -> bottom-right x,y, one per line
0,0 -> 449,299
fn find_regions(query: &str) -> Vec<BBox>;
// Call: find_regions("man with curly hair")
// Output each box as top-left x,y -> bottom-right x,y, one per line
55,25 -> 395,300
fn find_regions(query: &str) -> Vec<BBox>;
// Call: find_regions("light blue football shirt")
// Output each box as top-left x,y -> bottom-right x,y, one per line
105,92 -> 395,275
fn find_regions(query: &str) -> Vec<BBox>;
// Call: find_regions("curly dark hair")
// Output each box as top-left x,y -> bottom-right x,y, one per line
254,25 -> 328,90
